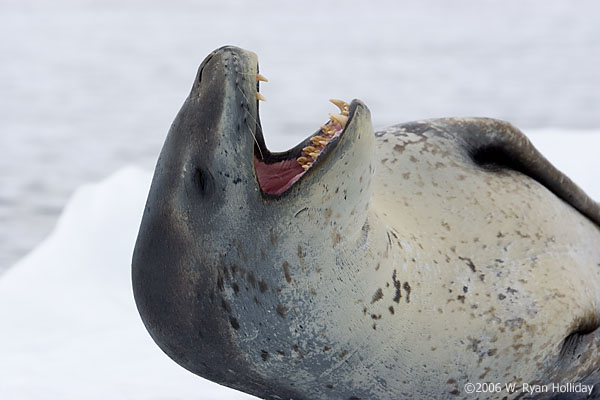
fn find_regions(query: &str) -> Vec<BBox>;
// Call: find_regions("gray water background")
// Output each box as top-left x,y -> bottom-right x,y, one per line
1,0 -> 599,272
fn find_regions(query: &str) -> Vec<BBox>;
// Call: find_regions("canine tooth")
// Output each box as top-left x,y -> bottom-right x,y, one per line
297,156 -> 310,165
310,136 -> 327,144
256,73 -> 269,82
329,99 -> 349,112
302,164 -> 311,170
303,146 -> 317,153
309,151 -> 321,159
256,92 -> 266,101
318,140 -> 329,146
329,113 -> 348,128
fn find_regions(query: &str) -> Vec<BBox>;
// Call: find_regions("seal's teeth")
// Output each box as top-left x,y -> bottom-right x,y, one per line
308,151 -> 321,159
320,125 -> 334,134
329,113 -> 348,128
256,73 -> 269,82
302,146 -> 317,153
310,136 -> 328,146
297,156 -> 310,165
301,163 -> 311,170
256,92 -> 267,102
329,99 -> 349,113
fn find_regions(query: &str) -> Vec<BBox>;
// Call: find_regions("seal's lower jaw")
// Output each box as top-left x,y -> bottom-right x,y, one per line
254,99 -> 353,195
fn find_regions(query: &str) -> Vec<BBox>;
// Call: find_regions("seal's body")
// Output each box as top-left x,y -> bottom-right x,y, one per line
132,46 -> 600,399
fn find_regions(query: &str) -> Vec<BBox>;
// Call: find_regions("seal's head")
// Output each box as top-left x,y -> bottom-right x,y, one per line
132,45 -> 374,398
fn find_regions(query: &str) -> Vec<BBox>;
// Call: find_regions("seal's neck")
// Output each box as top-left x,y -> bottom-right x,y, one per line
273,102 -> 376,270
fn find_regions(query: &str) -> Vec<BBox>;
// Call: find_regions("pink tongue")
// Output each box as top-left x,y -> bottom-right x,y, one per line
254,156 -> 305,194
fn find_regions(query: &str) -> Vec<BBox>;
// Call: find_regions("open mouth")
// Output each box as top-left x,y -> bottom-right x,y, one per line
252,76 -> 351,195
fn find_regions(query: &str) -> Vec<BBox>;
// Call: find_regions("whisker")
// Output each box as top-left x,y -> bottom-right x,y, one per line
237,86 -> 264,159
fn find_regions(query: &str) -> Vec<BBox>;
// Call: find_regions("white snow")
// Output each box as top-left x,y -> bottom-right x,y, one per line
0,131 -> 597,399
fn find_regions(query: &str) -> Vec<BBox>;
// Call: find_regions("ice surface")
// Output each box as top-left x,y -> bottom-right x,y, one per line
0,130 -> 597,399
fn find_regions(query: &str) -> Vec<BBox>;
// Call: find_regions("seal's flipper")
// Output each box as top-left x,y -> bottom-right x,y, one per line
421,117 -> 600,226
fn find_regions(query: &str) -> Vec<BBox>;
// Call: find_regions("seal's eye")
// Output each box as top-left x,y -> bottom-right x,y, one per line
193,167 -> 213,196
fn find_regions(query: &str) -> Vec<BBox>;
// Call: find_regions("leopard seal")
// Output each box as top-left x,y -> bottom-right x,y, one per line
132,46 -> 600,399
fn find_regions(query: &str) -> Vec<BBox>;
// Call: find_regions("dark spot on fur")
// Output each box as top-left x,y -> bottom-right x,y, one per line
389,306 -> 395,315
297,244 -> 305,261
232,283 -> 240,294
282,261 -> 292,283
229,317 -> 239,330
338,350 -> 348,358
467,337 -> 481,353
247,272 -> 256,287
458,256 -> 477,272
403,282 -> 411,303
258,279 -> 268,293
392,270 -> 402,303
371,314 -> 381,320
393,144 -> 406,153
276,304 -> 288,318
269,230 -> 279,244
332,231 -> 342,244
463,286 -> 468,293
457,295 -> 466,303
447,379 -> 456,384
326,384 -> 334,389
323,346 -> 330,352
504,318 -> 525,328
498,293 -> 506,300
371,288 -> 384,304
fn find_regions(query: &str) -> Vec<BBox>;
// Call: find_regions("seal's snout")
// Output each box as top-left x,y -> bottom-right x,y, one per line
192,45 -> 259,94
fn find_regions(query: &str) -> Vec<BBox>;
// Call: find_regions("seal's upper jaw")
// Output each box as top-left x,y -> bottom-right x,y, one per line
188,45 -> 367,198
253,99 -> 364,196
